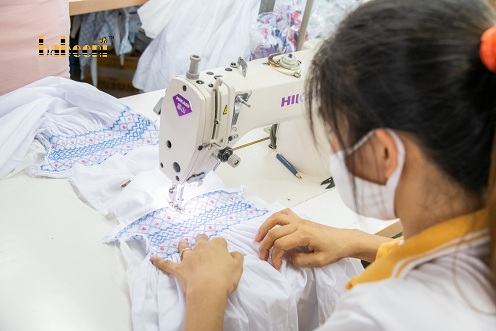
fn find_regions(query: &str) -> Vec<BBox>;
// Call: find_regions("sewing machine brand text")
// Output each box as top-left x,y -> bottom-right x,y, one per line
173,94 -> 193,117
38,36 -> 108,58
281,93 -> 305,107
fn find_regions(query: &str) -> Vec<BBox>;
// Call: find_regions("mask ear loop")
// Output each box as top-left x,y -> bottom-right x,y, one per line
346,129 -> 405,184
345,131 -> 375,155
480,25 -> 496,72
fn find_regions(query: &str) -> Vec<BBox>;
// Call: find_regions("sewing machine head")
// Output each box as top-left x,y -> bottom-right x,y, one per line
158,50 -> 314,209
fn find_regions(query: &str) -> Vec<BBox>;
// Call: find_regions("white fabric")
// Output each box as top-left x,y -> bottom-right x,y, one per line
69,145 -> 160,219
133,0 -> 261,92
0,77 -> 127,179
70,146 -> 363,331
329,130 -> 405,220
120,221 -> 361,331
70,145 -> 225,222
317,237 -> 496,330
137,0 -> 183,39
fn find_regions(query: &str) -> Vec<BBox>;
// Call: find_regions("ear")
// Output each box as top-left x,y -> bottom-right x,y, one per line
374,129 -> 399,179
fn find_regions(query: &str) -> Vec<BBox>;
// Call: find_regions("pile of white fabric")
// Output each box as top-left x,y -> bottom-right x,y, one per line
0,77 -> 129,179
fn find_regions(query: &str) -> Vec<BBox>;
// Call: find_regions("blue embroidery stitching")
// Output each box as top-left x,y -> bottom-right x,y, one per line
39,108 -> 159,172
109,190 -> 268,259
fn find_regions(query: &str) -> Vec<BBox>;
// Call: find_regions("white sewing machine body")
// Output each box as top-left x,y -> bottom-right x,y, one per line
159,49 -> 315,207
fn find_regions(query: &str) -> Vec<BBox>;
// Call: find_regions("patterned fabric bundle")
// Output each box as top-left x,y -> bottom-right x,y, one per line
108,190 -> 268,261
0,76 -> 159,179
36,108 -> 159,176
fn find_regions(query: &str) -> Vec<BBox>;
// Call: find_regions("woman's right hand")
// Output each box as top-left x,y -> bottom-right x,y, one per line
151,234 -> 244,331
255,208 -> 389,270
151,234 -> 244,297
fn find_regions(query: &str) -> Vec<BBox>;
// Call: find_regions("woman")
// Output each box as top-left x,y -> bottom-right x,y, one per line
151,0 -> 496,329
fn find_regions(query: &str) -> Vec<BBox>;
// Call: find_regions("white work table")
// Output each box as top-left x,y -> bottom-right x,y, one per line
0,90 -> 400,331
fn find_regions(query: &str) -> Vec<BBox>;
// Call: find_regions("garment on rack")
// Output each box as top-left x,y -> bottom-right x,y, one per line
0,76 -> 158,179
137,0 -> 183,39
72,7 -> 141,71
250,0 -> 368,60
133,0 -> 261,92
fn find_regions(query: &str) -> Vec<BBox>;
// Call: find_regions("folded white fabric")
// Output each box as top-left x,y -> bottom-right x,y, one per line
69,145 -> 160,219
70,146 -> 225,222
0,76 -> 158,179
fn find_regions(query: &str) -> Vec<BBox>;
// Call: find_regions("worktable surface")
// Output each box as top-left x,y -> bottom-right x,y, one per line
0,89 -> 400,331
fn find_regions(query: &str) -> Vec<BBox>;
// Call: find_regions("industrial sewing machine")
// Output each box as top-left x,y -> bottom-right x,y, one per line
157,49 -> 315,209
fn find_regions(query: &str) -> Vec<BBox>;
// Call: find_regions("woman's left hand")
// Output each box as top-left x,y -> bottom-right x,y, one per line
256,208 -> 356,270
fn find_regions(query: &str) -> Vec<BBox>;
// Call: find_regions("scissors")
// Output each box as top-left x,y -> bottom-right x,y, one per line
321,176 -> 335,189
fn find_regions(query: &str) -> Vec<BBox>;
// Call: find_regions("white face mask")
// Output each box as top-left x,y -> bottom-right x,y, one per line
329,130 -> 405,220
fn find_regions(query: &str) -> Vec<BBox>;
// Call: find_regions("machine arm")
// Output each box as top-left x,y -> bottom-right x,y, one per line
158,49 -> 315,209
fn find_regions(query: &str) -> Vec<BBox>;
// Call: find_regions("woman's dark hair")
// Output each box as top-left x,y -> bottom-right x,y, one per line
307,0 -> 496,282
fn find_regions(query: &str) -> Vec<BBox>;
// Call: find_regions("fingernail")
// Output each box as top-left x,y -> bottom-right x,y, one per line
254,232 -> 260,242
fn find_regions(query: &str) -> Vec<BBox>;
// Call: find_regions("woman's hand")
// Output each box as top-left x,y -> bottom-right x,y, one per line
255,208 -> 391,270
255,209 -> 353,270
151,234 -> 244,331
151,234 -> 243,297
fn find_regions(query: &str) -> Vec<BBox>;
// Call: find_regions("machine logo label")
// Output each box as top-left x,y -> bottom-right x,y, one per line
281,93 -> 305,107
173,94 -> 192,117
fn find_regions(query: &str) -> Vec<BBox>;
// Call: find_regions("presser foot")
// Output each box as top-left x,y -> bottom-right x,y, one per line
169,200 -> 184,211
169,184 -> 184,211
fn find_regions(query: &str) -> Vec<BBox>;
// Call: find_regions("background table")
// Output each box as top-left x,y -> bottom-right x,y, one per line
69,0 -> 147,16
